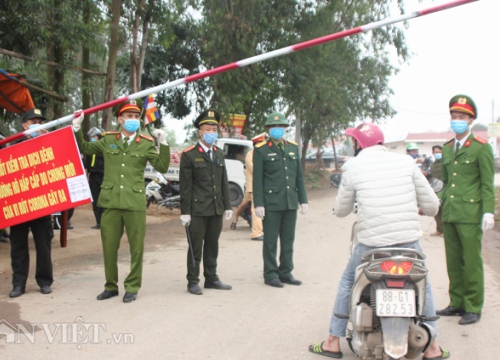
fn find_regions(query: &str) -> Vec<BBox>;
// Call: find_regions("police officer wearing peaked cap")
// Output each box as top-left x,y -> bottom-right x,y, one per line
436,94 -> 495,325
9,108 -> 54,298
72,100 -> 170,303
253,112 -> 308,288
179,109 -> 234,295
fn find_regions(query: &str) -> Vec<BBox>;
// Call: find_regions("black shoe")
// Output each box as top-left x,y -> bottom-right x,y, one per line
265,278 -> 284,288
2,230 -> 9,238
123,292 -> 137,303
67,222 -> 74,230
187,284 -> 203,295
459,312 -> 481,325
0,236 -> 8,243
251,236 -> 264,241
9,286 -> 25,298
436,306 -> 465,316
279,276 -> 302,286
96,290 -> 119,300
40,285 -> 52,294
91,224 -> 100,229
204,280 -> 232,290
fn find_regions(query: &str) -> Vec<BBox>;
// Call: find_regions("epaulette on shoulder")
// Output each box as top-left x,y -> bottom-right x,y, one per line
255,141 -> 266,148
105,131 -> 119,135
287,140 -> 298,146
140,133 -> 154,141
183,145 -> 195,153
444,139 -> 453,145
474,135 -> 487,145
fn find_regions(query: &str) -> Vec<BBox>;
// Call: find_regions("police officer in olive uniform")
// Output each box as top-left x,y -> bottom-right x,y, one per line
179,109 -> 233,295
253,112 -> 308,288
72,101 -> 170,303
436,95 -> 495,325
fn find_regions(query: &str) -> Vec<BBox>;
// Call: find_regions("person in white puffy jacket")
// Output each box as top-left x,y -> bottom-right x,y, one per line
309,123 -> 449,360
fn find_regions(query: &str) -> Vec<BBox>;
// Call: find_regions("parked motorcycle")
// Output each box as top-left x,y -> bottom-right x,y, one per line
145,173 -> 180,210
337,239 -> 437,360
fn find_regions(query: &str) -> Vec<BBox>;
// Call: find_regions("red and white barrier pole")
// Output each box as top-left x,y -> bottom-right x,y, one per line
0,0 -> 478,147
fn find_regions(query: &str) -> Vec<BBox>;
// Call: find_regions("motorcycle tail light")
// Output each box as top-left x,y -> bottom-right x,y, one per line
386,280 -> 406,288
380,261 -> 413,275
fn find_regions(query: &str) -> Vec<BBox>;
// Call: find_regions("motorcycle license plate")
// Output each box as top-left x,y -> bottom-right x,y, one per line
376,289 -> 416,317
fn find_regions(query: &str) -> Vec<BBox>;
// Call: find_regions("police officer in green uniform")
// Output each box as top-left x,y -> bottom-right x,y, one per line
179,109 -> 233,295
72,101 -> 170,303
436,95 -> 495,325
253,112 -> 308,288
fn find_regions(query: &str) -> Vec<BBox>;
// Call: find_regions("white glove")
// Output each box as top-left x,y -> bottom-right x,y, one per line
153,129 -> 168,145
180,214 -> 191,227
225,210 -> 233,220
300,203 -> 308,214
72,110 -> 84,132
482,213 -> 495,232
255,206 -> 265,219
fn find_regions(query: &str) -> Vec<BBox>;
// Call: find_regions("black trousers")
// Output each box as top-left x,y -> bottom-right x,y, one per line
89,173 -> 104,225
10,216 -> 54,288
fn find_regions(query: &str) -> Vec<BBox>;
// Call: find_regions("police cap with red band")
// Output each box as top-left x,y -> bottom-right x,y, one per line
449,94 -> 477,119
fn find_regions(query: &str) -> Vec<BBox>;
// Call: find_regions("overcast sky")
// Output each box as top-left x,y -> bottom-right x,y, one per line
165,0 -> 498,143
384,0 -> 499,139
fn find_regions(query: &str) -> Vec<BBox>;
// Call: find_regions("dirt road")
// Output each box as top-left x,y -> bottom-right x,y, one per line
0,189 -> 499,359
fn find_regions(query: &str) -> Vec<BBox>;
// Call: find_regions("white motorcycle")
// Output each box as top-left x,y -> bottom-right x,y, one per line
145,173 -> 180,210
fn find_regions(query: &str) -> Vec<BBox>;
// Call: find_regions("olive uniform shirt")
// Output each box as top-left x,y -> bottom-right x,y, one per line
439,133 -> 495,223
75,130 -> 170,210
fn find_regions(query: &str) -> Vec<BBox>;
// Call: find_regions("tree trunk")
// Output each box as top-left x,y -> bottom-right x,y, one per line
81,0 -> 91,137
102,0 -> 122,131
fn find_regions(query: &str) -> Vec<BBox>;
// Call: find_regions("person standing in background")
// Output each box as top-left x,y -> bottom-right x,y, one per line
429,145 -> 443,236
85,127 -> 105,229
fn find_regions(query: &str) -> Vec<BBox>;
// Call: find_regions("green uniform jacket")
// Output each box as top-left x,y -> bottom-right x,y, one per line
75,130 -> 170,211
439,133 -> 495,223
430,159 -> 442,180
253,140 -> 308,211
179,143 -> 231,216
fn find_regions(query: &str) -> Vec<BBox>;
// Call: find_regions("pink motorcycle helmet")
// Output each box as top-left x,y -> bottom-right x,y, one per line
345,123 -> 384,149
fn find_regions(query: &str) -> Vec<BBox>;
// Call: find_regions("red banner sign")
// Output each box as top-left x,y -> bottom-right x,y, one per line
221,113 -> 247,138
0,126 -> 91,228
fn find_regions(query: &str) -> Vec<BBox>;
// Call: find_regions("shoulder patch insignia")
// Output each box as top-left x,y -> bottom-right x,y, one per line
140,134 -> 154,141
255,141 -> 266,148
474,135 -> 487,145
183,145 -> 195,153
287,140 -> 298,146
106,131 -> 119,135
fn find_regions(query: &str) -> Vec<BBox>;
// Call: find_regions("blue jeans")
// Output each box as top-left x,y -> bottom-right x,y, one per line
329,241 -> 437,337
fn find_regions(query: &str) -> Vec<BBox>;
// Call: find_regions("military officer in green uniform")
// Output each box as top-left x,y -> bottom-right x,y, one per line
179,109 -> 233,295
72,101 -> 170,303
253,112 -> 308,288
436,94 -> 495,325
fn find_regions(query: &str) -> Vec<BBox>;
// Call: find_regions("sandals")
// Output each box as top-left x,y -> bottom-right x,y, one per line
308,342 -> 343,358
230,222 -> 237,230
423,347 -> 451,360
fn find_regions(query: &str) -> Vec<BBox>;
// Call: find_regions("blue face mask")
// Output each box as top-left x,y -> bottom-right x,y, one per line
450,120 -> 469,135
203,132 -> 218,145
28,124 -> 41,138
90,138 -> 97,142
434,153 -> 442,161
269,127 -> 285,140
409,153 -> 418,159
123,119 -> 140,132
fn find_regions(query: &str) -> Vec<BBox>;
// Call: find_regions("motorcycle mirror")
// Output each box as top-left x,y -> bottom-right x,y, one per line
429,178 -> 443,193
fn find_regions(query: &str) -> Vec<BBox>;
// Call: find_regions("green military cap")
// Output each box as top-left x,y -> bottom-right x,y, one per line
194,109 -> 221,129
449,94 -> 477,119
265,112 -> 289,127
113,99 -> 143,117
22,108 -> 46,122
